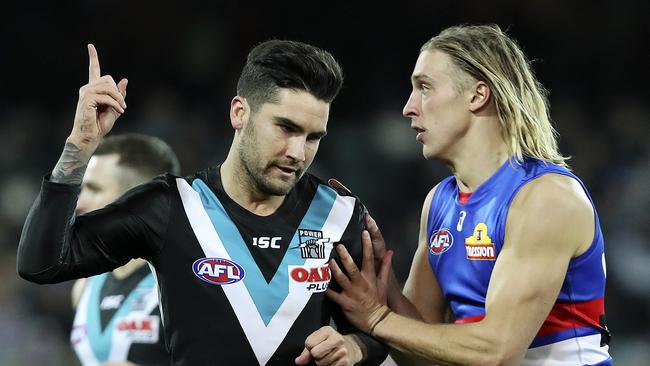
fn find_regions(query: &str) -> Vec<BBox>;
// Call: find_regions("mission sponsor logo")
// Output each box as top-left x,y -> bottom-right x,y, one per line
289,265 -> 331,293
298,229 -> 331,259
192,257 -> 245,285
465,223 -> 496,260
429,228 -> 454,255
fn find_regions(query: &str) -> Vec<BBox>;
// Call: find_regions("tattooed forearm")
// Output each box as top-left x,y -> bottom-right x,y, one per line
51,142 -> 89,185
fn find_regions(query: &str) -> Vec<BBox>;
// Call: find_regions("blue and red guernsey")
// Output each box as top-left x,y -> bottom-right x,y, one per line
427,158 -> 611,365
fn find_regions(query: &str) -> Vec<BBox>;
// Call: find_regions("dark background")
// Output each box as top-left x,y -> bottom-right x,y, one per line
1,1 -> 648,364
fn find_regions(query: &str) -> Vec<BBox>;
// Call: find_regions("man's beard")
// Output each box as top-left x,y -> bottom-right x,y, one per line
237,121 -> 304,196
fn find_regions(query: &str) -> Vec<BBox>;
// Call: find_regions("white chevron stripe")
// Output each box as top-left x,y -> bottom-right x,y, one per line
176,179 -> 355,365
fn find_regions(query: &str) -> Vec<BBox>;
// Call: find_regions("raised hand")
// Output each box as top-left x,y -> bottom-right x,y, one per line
52,44 -> 128,185
71,44 -> 127,147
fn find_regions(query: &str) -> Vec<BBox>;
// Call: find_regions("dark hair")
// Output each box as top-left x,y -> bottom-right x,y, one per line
236,40 -> 344,111
95,133 -> 181,177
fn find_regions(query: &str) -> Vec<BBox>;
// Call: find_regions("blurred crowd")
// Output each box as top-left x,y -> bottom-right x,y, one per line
1,1 -> 648,364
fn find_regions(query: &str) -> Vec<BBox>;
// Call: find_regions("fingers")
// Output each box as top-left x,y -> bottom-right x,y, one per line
117,78 -> 128,99
335,244 -> 361,282
294,347 -> 312,365
324,286 -> 346,307
313,347 -> 345,366
378,250 -> 393,283
298,327 -> 336,365
81,77 -> 127,111
85,44 -> 127,109
364,213 -> 386,257
304,326 -> 334,348
305,327 -> 346,365
365,214 -> 383,240
88,94 -> 126,115
360,231 -> 376,277
88,44 -> 101,82
328,258 -> 351,291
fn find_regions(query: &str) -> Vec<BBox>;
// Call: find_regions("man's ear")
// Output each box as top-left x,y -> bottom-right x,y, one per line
230,96 -> 250,130
468,81 -> 492,113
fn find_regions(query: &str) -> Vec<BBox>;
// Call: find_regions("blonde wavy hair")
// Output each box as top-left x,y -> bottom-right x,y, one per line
421,24 -> 569,167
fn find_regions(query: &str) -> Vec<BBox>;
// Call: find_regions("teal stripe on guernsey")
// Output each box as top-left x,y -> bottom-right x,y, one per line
87,273 -> 156,362
191,179 -> 337,325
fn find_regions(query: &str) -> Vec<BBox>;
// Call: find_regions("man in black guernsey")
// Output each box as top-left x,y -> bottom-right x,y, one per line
18,41 -> 387,365
70,133 -> 180,366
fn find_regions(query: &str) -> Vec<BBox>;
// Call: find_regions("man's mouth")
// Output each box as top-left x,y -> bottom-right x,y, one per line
274,165 -> 299,177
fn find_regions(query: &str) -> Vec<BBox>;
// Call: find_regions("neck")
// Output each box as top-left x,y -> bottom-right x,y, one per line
221,149 -> 285,216
113,259 -> 147,280
445,116 -> 510,192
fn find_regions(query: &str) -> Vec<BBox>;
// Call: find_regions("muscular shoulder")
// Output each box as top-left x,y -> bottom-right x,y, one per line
507,173 -> 594,257
512,173 -> 592,219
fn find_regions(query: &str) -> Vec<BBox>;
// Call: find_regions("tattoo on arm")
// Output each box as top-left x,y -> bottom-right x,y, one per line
51,142 -> 88,185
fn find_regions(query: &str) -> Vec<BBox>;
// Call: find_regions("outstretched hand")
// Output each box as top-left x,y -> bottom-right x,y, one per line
325,230 -> 393,334
70,44 -> 128,149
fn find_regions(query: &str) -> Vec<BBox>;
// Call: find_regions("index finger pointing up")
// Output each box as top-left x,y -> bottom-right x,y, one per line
87,44 -> 101,82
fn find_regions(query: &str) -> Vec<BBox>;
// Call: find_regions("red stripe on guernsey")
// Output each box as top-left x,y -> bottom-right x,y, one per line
455,298 -> 604,336
458,191 -> 472,205
537,297 -> 604,336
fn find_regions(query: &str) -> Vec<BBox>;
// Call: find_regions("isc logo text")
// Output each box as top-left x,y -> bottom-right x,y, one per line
253,236 -> 282,249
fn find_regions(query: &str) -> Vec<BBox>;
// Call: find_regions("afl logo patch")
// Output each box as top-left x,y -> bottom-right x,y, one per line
192,258 -> 245,285
429,229 -> 453,255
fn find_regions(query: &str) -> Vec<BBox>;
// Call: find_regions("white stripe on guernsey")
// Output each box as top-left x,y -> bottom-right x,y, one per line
176,178 -> 355,366
522,334 -> 610,366
72,282 -> 101,366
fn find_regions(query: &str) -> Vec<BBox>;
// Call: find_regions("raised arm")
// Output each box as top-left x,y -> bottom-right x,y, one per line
15,45 -> 160,284
53,44 -> 127,185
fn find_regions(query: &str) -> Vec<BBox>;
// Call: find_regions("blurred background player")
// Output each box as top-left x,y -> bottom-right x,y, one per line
326,24 -> 612,366
70,133 -> 181,366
